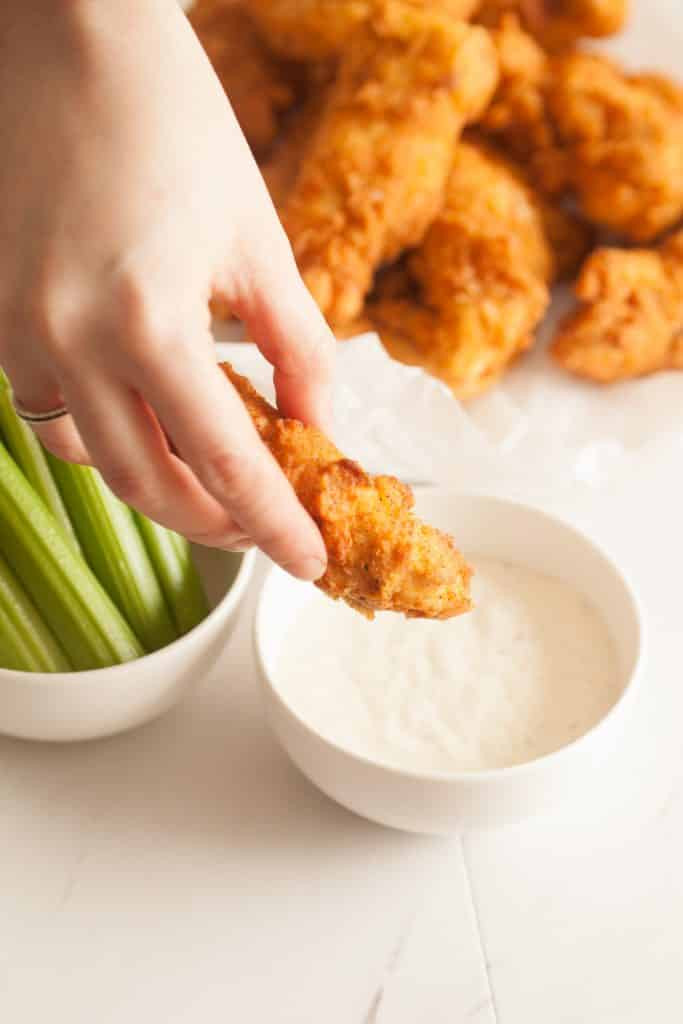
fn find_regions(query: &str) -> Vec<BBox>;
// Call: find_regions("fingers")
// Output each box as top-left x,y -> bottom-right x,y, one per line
2,291 -> 327,579
229,230 -> 336,434
134,337 -> 327,580
57,370 -> 246,548
31,416 -> 91,467
0,349 -> 91,465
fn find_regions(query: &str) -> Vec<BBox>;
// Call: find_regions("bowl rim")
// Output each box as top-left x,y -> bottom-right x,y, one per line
254,491 -> 647,785
0,547 -> 257,685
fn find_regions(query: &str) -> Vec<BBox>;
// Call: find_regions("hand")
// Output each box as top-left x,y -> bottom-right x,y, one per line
0,0 -> 334,580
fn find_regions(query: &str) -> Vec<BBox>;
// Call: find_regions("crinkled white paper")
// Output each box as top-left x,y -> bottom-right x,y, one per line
215,307 -> 683,504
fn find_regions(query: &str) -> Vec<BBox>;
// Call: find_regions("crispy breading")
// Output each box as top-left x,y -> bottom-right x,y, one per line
280,4 -> 499,327
482,29 -> 683,244
187,0 -> 297,154
368,141 -> 557,399
536,53 -> 683,242
480,15 -> 555,162
476,0 -> 628,49
245,0 -> 370,60
552,231 -> 683,383
628,72 -> 683,114
220,363 -> 472,619
245,0 -> 480,61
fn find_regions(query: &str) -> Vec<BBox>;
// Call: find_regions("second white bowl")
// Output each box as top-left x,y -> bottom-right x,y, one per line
255,492 -> 645,833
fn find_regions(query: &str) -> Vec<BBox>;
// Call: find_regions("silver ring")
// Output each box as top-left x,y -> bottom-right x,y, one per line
12,398 -> 70,424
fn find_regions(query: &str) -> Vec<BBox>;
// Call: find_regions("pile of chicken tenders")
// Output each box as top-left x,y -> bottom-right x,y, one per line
190,0 -> 683,395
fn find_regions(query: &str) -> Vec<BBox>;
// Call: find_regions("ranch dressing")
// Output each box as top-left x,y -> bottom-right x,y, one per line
276,557 -> 621,773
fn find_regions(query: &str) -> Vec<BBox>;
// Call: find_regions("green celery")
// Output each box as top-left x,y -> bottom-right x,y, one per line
0,551 -> 71,672
0,440 -> 143,669
48,457 -> 177,652
0,372 -> 80,553
134,514 -> 210,636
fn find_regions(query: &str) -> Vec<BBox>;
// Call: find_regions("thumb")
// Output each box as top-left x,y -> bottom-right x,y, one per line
231,234 -> 337,433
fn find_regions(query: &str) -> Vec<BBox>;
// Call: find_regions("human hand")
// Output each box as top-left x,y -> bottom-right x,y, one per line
0,0 -> 334,580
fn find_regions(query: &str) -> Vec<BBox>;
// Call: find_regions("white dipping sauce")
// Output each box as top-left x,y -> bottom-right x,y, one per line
276,557 -> 622,773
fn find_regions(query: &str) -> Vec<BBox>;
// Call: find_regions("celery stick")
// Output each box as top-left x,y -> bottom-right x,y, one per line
0,551 -> 72,672
0,440 -> 143,669
134,514 -> 210,636
48,457 -> 177,652
0,372 -> 80,554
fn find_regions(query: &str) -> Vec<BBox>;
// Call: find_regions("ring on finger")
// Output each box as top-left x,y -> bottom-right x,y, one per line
12,397 -> 70,424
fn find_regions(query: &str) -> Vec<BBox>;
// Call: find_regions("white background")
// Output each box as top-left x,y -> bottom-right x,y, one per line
2,3 -> 683,1021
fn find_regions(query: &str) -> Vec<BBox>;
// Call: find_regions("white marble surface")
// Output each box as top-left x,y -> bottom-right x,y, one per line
3,3 -> 683,1020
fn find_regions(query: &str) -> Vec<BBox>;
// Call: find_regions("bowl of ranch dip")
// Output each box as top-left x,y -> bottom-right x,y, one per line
254,492 -> 645,833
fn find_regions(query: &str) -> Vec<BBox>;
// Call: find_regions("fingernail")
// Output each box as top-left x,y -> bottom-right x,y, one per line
289,556 -> 327,582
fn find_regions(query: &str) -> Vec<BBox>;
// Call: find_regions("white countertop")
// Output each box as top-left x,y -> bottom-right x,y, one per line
1,458 -> 681,1023
4,3 -> 683,1020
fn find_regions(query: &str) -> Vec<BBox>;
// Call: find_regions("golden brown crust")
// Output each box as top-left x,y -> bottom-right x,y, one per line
280,4 -> 499,327
476,0 -> 628,49
220,362 -> 472,619
187,0 -> 298,154
479,15 -> 555,162
552,231 -> 683,383
537,54 -> 683,242
482,27 -> 683,243
368,141 -> 569,398
247,0 -> 371,61
245,0 -> 481,61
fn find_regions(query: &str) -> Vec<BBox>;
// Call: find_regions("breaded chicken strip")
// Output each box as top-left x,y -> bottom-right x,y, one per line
482,31 -> 683,243
536,54 -> 683,243
187,0 -> 297,154
245,0 -> 480,61
368,141 -> 582,399
476,0 -> 628,49
552,231 -> 683,383
220,363 -> 472,619
281,4 -> 499,326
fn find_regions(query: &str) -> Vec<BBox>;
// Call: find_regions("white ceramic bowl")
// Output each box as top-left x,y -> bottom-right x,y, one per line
0,546 -> 255,743
254,492 -> 646,834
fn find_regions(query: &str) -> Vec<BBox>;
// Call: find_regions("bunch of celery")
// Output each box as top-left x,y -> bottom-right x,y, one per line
0,375 -> 209,672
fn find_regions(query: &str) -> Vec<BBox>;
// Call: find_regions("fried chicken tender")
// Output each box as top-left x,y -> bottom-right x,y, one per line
187,0 -> 297,154
476,0 -> 628,49
280,4 -> 499,327
220,363 -> 472,619
482,31 -> 683,243
552,231 -> 683,383
245,0 -> 480,61
536,54 -> 683,242
368,141 -> 583,399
